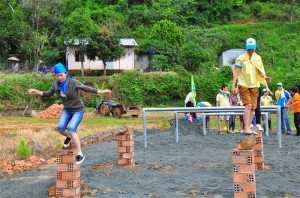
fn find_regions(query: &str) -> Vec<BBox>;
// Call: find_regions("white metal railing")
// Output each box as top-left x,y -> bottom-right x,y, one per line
142,106 -> 281,148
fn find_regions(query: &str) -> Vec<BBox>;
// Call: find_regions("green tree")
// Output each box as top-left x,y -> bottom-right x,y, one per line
86,26 -> 124,76
63,8 -> 98,76
178,42 -> 210,72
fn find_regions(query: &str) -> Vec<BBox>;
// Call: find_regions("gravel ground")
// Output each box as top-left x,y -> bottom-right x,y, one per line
0,120 -> 300,198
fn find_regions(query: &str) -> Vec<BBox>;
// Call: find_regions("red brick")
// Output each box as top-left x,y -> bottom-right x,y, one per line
255,163 -> 265,170
234,192 -> 253,198
57,149 -> 76,156
119,140 -> 134,147
58,171 -> 80,180
233,149 -> 254,157
120,130 -> 133,135
61,155 -> 76,164
56,179 -> 80,188
117,146 -> 134,153
240,183 -> 256,192
118,158 -> 134,165
121,152 -> 135,159
232,156 -> 247,164
62,187 -> 80,197
254,150 -> 263,157
253,144 -> 263,150
116,134 -> 134,141
254,156 -> 264,163
239,164 -> 255,173
57,164 -> 80,172
232,173 -> 248,183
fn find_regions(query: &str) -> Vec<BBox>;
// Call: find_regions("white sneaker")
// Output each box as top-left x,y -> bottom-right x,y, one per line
256,124 -> 263,131
250,124 -> 254,128
240,130 -> 244,133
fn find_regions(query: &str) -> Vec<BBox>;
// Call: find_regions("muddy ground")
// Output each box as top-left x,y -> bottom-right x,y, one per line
0,120 -> 299,198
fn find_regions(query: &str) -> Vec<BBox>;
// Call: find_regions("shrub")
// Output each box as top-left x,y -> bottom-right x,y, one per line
16,139 -> 32,159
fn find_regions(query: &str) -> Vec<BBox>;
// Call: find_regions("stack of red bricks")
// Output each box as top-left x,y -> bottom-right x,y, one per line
232,149 -> 256,198
253,130 -> 265,170
116,129 -> 135,169
56,144 -> 80,198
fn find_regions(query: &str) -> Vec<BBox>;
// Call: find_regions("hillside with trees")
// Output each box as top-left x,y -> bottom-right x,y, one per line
0,0 -> 299,108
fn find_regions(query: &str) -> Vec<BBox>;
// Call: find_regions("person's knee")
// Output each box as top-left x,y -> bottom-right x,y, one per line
57,125 -> 66,133
245,104 -> 252,110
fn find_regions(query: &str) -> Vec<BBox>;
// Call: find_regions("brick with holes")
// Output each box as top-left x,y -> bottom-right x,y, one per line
234,192 -> 256,198
56,179 -> 80,189
56,149 -> 76,156
56,164 -> 80,172
58,171 -> 80,180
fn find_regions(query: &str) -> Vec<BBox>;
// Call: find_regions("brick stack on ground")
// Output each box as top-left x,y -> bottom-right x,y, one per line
56,144 -> 80,198
232,149 -> 256,198
116,129 -> 135,169
253,129 -> 265,170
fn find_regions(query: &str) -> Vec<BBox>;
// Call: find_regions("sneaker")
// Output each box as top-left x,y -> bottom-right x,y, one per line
218,131 -> 224,135
230,130 -> 235,134
63,137 -> 72,149
75,155 -> 85,165
256,124 -> 263,131
240,130 -> 244,134
286,131 -> 292,135
250,124 -> 254,128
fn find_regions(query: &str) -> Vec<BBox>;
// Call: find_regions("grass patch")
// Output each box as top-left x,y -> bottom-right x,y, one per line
16,140 -> 32,159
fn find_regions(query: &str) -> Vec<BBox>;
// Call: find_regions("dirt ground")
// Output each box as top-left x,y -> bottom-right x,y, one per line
0,119 -> 299,198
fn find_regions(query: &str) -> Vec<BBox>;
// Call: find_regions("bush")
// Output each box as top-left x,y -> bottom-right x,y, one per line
16,139 -> 32,159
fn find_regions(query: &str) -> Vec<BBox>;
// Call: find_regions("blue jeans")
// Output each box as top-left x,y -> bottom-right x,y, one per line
281,108 -> 291,133
57,109 -> 84,133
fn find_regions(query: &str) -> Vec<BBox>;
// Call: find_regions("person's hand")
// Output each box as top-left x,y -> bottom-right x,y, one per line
265,76 -> 271,82
97,89 -> 112,95
231,87 -> 238,95
28,89 -> 37,95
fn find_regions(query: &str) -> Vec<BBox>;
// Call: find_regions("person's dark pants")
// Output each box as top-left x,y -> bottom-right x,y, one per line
229,115 -> 235,131
255,87 -> 262,125
294,112 -> 300,136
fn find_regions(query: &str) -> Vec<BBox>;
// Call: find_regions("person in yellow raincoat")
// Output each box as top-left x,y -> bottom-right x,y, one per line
231,38 -> 271,135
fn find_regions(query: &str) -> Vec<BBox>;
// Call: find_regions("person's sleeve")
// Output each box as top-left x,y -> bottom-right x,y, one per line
216,94 -> 220,102
42,85 -> 55,97
235,57 -> 242,68
75,80 -> 98,93
285,90 -> 291,99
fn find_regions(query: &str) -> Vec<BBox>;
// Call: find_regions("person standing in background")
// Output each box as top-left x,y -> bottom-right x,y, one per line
275,82 -> 292,134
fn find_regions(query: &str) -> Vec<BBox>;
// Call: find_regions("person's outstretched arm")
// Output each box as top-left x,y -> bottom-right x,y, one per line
28,85 -> 55,97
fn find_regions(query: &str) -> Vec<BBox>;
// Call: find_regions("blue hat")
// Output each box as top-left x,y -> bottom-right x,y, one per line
277,82 -> 283,86
53,63 -> 67,74
245,38 -> 257,50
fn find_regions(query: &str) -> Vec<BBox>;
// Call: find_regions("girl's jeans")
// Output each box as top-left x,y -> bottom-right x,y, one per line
57,108 -> 84,133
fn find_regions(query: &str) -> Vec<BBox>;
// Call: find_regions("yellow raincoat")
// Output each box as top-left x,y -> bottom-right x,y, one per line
235,52 -> 267,88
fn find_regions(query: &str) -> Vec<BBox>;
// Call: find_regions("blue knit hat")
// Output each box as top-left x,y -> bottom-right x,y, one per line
53,63 -> 67,74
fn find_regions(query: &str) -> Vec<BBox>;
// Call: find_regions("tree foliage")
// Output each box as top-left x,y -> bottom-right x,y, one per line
86,26 -> 124,76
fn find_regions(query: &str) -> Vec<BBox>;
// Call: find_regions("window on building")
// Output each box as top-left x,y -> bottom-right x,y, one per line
75,51 -> 84,62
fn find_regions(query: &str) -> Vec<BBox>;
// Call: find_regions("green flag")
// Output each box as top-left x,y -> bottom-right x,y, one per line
191,75 -> 196,106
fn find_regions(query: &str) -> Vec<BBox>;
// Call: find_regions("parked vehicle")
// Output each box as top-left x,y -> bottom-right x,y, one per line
96,100 -> 140,118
